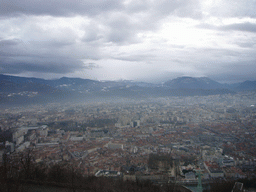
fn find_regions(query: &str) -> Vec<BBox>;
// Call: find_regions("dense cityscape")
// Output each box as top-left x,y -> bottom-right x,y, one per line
1,91 -> 256,191
2,0 -> 256,191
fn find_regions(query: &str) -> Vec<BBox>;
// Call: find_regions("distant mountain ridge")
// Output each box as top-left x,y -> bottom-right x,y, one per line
163,76 -> 256,91
163,76 -> 225,89
0,74 -> 255,106
235,80 -> 256,91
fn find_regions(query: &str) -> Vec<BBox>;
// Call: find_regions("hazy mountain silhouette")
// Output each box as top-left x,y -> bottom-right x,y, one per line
163,76 -> 225,89
0,74 -> 255,106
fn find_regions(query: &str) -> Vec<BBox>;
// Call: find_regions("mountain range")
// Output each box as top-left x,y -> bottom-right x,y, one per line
0,74 -> 255,106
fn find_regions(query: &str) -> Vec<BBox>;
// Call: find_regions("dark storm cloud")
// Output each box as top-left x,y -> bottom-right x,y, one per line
0,0 -> 200,18
0,56 -> 85,74
221,22 -> 256,33
0,37 -> 87,75
0,38 -> 26,57
197,22 -> 256,35
236,42 -> 256,48
31,40 -> 76,49
199,48 -> 239,58
0,0 -> 123,17
0,39 -> 21,46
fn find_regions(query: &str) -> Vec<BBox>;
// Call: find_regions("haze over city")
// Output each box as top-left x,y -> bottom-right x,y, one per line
1,1 -> 256,192
1,0 -> 256,83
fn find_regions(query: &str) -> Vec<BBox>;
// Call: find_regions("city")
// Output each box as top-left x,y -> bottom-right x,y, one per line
1,91 -> 256,191
1,0 -> 256,191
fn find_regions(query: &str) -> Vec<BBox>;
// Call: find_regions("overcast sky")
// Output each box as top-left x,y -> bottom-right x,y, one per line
1,0 -> 256,83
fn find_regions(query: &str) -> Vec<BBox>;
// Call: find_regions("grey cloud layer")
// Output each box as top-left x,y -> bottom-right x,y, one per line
221,22 -> 256,33
1,0 -> 199,75
1,0 -> 256,83
0,0 -> 123,17
0,37 -> 91,74
199,22 -> 256,33
2,0 -> 255,19
0,0 -> 199,18
0,56 -> 84,74
207,0 -> 256,18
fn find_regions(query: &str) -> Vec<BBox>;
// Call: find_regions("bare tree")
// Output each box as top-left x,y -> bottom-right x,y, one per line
19,149 -> 34,180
